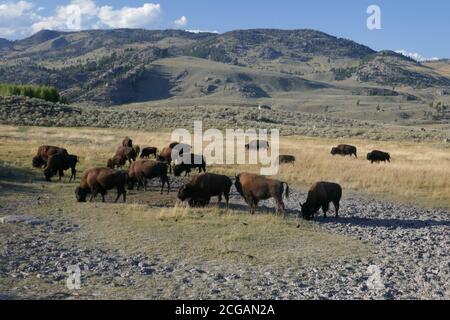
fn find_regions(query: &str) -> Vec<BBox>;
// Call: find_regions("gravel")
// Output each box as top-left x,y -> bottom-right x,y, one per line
1,186 -> 449,300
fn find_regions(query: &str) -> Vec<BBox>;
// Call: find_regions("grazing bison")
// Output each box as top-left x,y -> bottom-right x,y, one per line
235,173 -> 289,216
245,140 -> 269,150
331,144 -> 357,158
32,145 -> 68,168
122,137 -> 133,148
140,147 -> 158,159
178,173 -> 232,208
173,154 -> 207,177
300,182 -> 342,220
107,146 -> 137,168
128,160 -> 170,194
279,155 -> 296,164
44,154 -> 78,182
367,150 -> 391,164
75,168 -> 127,203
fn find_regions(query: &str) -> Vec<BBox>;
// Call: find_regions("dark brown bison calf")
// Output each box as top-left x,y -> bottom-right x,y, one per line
140,147 -> 158,159
279,155 -> 296,164
75,168 -> 127,203
173,154 -> 207,177
300,182 -> 342,220
178,173 -> 232,208
128,160 -> 170,194
331,144 -> 357,158
367,150 -> 391,163
235,173 -> 289,216
33,145 -> 68,168
44,154 -> 78,182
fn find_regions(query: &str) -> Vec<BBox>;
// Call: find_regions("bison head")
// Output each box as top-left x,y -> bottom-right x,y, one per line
32,156 -> 45,168
330,147 -> 338,155
177,184 -> 192,201
173,164 -> 188,177
234,175 -> 244,197
107,158 -> 114,169
366,153 -> 373,161
299,202 -> 314,220
75,187 -> 88,202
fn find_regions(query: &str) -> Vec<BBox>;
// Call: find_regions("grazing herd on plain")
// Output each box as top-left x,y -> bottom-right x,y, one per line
31,137 -> 391,220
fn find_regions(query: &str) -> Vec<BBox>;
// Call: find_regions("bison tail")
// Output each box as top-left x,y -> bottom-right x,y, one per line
284,182 -> 290,199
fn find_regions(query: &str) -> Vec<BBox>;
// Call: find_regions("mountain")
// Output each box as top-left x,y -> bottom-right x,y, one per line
0,28 -> 449,108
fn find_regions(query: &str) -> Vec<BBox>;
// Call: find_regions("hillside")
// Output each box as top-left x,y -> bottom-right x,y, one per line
0,28 -> 449,118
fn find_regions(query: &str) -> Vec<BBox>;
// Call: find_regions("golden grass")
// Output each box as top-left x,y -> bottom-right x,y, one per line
0,125 -> 449,209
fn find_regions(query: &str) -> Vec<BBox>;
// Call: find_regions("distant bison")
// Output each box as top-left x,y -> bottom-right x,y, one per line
122,137 -> 133,148
107,146 -> 137,168
300,182 -> 342,220
33,145 -> 68,168
178,173 -> 232,208
173,154 -> 207,177
128,160 -> 170,194
140,147 -> 158,159
331,144 -> 357,158
367,150 -> 391,164
75,168 -> 127,203
235,173 -> 289,216
245,140 -> 269,150
44,154 -> 78,182
279,155 -> 296,164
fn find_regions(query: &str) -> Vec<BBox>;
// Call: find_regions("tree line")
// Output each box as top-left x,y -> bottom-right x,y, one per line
0,83 -> 67,103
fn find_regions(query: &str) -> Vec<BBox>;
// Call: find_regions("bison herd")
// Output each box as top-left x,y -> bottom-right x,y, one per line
31,138 -> 391,220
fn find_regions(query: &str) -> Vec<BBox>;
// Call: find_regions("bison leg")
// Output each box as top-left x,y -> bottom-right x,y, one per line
90,186 -> 99,202
322,203 -> 330,218
69,167 -> 76,183
333,200 -> 340,218
115,187 -> 126,203
217,194 -> 222,207
224,192 -> 230,210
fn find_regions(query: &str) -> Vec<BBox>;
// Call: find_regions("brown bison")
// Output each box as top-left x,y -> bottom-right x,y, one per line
173,154 -> 207,177
300,182 -> 342,220
140,147 -> 158,159
331,144 -> 357,158
107,146 -> 137,168
235,173 -> 289,216
75,168 -> 127,203
122,137 -> 133,148
279,155 -> 296,164
128,160 -> 170,193
32,145 -> 68,168
178,173 -> 232,208
44,154 -> 78,182
245,140 -> 269,150
367,150 -> 391,163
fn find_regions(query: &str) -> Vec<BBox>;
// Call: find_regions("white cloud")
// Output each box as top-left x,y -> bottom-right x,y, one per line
174,15 -> 187,28
0,1 -> 163,39
395,50 -> 440,62
97,3 -> 161,28
185,29 -> 219,34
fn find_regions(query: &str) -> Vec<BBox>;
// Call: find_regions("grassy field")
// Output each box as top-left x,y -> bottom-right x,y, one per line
1,125 -> 449,209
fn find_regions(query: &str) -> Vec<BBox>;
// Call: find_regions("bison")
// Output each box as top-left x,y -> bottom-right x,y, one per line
235,173 -> 289,216
128,160 -> 170,194
122,137 -> 133,148
300,182 -> 342,220
75,168 -> 127,203
107,146 -> 137,168
140,147 -> 158,159
279,155 -> 296,164
44,154 -> 78,182
32,145 -> 68,168
331,144 -> 357,158
178,173 -> 232,208
367,150 -> 391,164
245,140 -> 269,150
173,154 -> 207,177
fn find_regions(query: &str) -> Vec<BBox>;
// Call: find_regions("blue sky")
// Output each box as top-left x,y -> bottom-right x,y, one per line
1,0 -> 448,59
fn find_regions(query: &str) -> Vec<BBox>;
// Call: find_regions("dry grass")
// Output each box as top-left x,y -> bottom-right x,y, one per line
0,125 -> 449,209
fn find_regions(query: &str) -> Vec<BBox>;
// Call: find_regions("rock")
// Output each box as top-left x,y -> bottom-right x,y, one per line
0,215 -> 48,225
